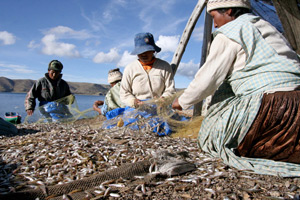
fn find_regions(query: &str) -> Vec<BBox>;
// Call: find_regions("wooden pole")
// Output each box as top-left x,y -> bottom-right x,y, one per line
272,0 -> 300,54
200,14 -> 213,67
171,0 -> 207,74
193,11 -> 213,117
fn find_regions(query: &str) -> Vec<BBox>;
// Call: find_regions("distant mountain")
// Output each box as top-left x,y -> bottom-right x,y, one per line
0,77 -> 110,96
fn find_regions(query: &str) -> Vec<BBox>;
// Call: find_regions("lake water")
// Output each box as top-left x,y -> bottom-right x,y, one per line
0,92 -> 105,123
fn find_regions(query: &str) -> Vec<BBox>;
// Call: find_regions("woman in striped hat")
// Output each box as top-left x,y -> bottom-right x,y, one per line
172,0 -> 300,176
93,68 -> 125,116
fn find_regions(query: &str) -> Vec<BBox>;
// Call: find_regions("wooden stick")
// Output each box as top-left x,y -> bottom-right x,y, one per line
193,10 -> 213,117
171,0 -> 207,74
272,0 -> 300,54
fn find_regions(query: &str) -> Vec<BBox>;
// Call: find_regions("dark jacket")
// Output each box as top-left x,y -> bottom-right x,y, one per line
25,73 -> 71,111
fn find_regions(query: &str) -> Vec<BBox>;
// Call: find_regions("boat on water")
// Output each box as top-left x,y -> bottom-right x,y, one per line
4,112 -> 21,124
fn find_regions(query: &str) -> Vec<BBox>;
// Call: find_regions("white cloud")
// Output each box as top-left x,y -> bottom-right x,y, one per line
38,25 -> 95,57
176,60 -> 200,79
81,48 -> 99,58
158,0 -> 175,13
41,34 -> 80,58
81,0 -> 127,33
158,17 -> 187,35
93,48 -> 121,63
102,0 -> 127,23
193,26 -> 204,41
45,26 -> 92,40
156,35 -> 180,53
0,63 -> 35,74
117,51 -> 136,67
0,31 -> 16,45
138,0 -> 175,30
28,40 -> 39,49
81,11 -> 107,32
157,52 -> 172,62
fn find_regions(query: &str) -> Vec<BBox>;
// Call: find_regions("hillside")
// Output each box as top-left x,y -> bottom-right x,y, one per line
0,77 -> 110,95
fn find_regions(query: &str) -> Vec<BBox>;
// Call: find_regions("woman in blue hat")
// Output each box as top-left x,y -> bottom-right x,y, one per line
120,32 -> 175,107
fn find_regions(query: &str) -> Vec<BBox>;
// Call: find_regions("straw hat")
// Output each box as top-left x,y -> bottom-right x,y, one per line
207,0 -> 251,12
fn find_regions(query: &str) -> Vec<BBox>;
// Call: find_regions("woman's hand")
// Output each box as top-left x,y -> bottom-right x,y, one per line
93,100 -> 104,106
172,98 -> 182,111
26,109 -> 34,116
93,100 -> 104,114
134,99 -> 144,107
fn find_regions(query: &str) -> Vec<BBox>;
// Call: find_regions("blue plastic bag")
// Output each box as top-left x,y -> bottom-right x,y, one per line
102,104 -> 190,136
39,101 -> 73,122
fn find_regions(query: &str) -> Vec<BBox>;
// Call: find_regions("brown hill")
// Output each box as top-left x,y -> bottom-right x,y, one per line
68,82 -> 110,95
0,77 -> 110,95
0,77 -> 15,92
13,79 -> 36,93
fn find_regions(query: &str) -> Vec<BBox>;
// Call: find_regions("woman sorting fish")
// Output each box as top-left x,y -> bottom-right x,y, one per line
172,0 -> 300,176
120,32 -> 175,108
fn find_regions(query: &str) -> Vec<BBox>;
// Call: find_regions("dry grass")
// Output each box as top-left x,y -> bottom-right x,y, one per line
171,116 -> 204,139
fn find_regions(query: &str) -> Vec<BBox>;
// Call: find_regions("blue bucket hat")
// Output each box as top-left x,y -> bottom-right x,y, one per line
131,32 -> 161,55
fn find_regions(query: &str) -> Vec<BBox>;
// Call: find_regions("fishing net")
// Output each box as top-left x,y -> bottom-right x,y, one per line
101,92 -> 203,137
0,160 -> 152,200
23,95 -> 98,124
22,92 -> 204,138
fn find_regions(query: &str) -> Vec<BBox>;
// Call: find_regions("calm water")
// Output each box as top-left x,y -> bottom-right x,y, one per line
0,92 -> 105,122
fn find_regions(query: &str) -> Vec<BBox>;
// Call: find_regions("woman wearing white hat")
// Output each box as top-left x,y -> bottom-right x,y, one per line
172,0 -> 300,176
93,68 -> 125,116
120,32 -> 175,107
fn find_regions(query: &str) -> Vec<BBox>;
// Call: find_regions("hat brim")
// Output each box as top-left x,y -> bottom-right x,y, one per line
207,1 -> 251,12
131,45 -> 161,55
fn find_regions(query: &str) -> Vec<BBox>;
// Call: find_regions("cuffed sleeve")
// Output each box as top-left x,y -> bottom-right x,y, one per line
24,83 -> 39,111
178,34 -> 241,110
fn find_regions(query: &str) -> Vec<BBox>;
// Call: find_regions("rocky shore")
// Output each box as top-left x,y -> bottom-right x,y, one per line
0,117 -> 300,199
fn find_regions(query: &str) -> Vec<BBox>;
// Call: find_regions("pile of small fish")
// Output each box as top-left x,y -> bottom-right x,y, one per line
0,118 -> 300,199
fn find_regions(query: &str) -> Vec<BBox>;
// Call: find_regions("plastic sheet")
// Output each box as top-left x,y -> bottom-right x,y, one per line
102,101 -> 190,136
24,94 -> 98,123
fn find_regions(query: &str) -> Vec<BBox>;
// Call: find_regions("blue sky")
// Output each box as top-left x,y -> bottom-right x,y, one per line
0,0 -> 207,89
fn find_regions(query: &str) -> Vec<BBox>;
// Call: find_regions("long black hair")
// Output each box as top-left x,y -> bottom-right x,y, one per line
217,7 -> 251,18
